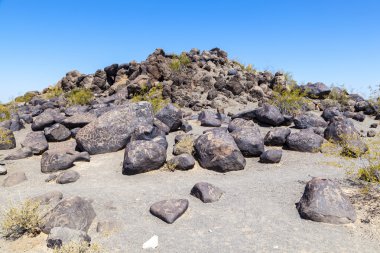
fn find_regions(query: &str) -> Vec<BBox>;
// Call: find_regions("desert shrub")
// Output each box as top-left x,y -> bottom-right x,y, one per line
66,88 -> 94,106
0,105 -> 11,122
14,92 -> 36,103
53,241 -> 103,253
131,83 -> 170,113
0,200 -> 41,240
356,138 -> 380,183
327,86 -> 350,106
174,136 -> 194,155
0,128 -> 13,146
268,85 -> 308,116
166,160 -> 177,172
170,52 -> 191,72
44,85 -> 64,99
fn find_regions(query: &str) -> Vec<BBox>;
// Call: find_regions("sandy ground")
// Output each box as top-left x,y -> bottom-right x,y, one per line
1,108 -> 380,253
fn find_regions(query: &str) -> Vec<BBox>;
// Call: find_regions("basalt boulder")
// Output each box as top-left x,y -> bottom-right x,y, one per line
254,104 -> 284,126
155,103 -> 183,131
41,151 -> 90,173
231,127 -> 264,157
264,128 -> 291,146
294,113 -> 328,129
21,131 -> 48,155
286,130 -> 324,153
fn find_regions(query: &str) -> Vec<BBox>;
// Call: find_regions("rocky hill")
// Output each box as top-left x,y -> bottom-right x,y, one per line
0,48 -> 380,252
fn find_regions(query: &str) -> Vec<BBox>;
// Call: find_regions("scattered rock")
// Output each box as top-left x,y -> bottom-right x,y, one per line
44,123 -> 71,142
259,150 -> 282,163
56,170 -> 80,184
227,118 -> 257,132
47,227 -> 91,249
143,235 -> 159,249
2,172 -> 27,187
190,182 -> 223,203
0,165 -> 7,175
122,140 -> 167,175
254,104 -> 284,126
180,120 -> 192,132
264,128 -> 291,146
62,113 -> 97,129
286,130 -> 324,153
4,147 -> 33,160
353,113 -> 365,122
321,107 -> 342,121
167,154 -> 195,171
155,103 -> 183,131
296,178 -> 356,224
41,196 -> 96,234
150,199 -> 189,224
41,151 -> 90,173
370,123 -> 378,128
194,129 -> 246,172
45,174 -> 58,182
231,127 -> 264,157
21,131 -> 48,155
301,82 -> 330,98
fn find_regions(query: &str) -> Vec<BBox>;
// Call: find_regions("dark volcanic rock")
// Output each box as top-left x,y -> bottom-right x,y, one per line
286,130 -> 324,153
322,107 -> 342,121
259,149 -> 282,163
228,118 -> 257,132
150,199 -> 189,224
21,131 -> 48,155
0,127 -> 16,150
231,127 -> 264,157
367,130 -> 376,137
190,182 -> 223,203
41,151 -> 90,173
302,82 -> 330,98
56,170 -> 80,184
62,113 -> 97,129
4,147 -> 33,160
254,104 -> 284,126
76,102 -> 154,155
44,123 -> 71,142
294,113 -> 328,129
167,154 -> 195,171
264,128 -> 291,146
122,140 -> 167,175
41,196 -> 96,234
194,129 -> 246,172
198,111 -> 222,127
296,178 -> 356,224
2,172 -> 27,187
155,103 -> 183,131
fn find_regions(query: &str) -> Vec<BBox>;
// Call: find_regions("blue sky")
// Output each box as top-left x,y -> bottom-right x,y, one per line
0,0 -> 379,102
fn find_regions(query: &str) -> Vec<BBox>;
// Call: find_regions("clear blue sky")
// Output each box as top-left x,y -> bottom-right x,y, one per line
0,0 -> 379,102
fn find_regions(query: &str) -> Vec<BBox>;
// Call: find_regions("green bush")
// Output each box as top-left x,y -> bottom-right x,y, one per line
44,85 -> 64,99
268,85 -> 308,116
66,88 -> 94,106
0,200 -> 41,240
131,83 -> 170,113
327,86 -> 350,106
0,105 -> 10,122
170,52 -> 191,72
14,92 -> 36,103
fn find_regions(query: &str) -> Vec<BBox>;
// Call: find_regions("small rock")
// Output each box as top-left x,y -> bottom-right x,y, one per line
4,147 -> 33,160
227,118 -> 257,132
0,165 -> 7,175
367,130 -> 376,137
180,120 -> 192,133
190,182 -> 223,203
2,172 -> 27,187
56,171 -> 80,184
264,128 -> 291,146
41,151 -> 90,173
167,154 -> 195,171
150,199 -> 189,224
44,123 -> 71,142
45,174 -> 58,182
370,123 -> 378,128
143,235 -> 158,249
259,150 -> 282,163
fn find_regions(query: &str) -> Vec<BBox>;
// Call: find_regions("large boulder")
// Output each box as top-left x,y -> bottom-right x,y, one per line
286,130 -> 324,153
41,196 -> 96,234
194,129 -> 246,172
264,128 -> 291,146
21,131 -> 48,155
231,127 -> 264,157
0,127 -> 16,150
294,113 -> 328,129
321,107 -> 342,121
155,103 -> 183,131
41,151 -> 90,173
296,178 -> 356,224
254,104 -> 284,126
75,102 -> 154,155
324,116 -> 367,157
122,140 -> 167,175
31,109 -> 64,131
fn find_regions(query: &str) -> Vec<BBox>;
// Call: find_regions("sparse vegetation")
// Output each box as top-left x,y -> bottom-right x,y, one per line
0,128 -> 13,146
66,88 -> 94,106
174,136 -> 195,155
170,52 -> 191,72
0,104 -> 11,122
327,86 -> 350,106
44,85 -> 64,99
357,138 -> 380,183
0,200 -> 41,240
53,241 -> 103,253
268,84 -> 309,116
131,83 -> 170,113
14,92 -> 36,103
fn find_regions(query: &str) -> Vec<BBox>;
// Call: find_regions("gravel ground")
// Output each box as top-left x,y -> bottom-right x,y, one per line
1,113 -> 380,253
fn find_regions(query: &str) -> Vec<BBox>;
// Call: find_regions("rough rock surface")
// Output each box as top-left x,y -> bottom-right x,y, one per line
2,172 -> 27,187
44,123 -> 71,142
294,113 -> 328,129
56,170 -> 80,184
41,151 -> 90,173
286,130 -> 324,153
254,104 -> 284,126
21,131 -> 48,155
150,199 -> 189,224
167,154 -> 195,171
190,182 -> 224,203
296,178 -> 356,224
41,196 -> 96,234
259,149 -> 282,163
155,103 -> 183,131
4,147 -> 33,160
194,129 -> 246,172
231,127 -> 264,157
264,127 -> 291,146
76,102 -> 154,154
